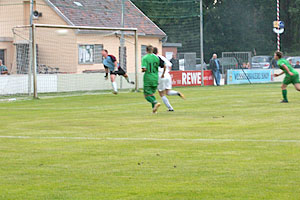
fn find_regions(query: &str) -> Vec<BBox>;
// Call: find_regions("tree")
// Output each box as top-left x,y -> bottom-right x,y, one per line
131,0 -> 300,61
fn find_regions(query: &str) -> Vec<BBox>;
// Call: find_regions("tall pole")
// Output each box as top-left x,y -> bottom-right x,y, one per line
200,0 -> 204,86
120,0 -> 125,89
135,30 -> 138,92
32,24 -> 38,99
28,0 -> 34,96
277,0 -> 280,51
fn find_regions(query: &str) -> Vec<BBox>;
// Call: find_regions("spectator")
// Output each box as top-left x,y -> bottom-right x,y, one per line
246,62 -> 251,69
170,54 -> 179,71
0,60 -> 8,75
242,62 -> 246,68
294,61 -> 300,69
209,54 -> 222,86
271,58 -> 278,69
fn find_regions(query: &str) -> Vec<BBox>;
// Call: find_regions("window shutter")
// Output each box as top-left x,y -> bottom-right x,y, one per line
141,45 -> 147,59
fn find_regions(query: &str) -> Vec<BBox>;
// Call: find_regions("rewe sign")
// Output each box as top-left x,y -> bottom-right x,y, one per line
170,70 -> 214,86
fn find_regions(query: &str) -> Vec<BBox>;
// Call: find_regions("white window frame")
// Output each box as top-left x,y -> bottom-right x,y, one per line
78,44 -> 95,64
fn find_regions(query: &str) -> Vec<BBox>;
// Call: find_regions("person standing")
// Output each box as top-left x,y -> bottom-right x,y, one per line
209,54 -> 221,86
141,45 -> 165,113
170,54 -> 179,71
274,51 -> 300,103
294,61 -> 300,69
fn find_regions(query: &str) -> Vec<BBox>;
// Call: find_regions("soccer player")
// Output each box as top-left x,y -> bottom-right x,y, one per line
141,45 -> 165,113
102,50 -> 134,94
104,66 -> 109,80
274,51 -> 300,103
153,47 -> 185,111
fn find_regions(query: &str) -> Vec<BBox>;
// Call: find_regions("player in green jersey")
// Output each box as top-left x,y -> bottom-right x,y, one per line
141,45 -> 165,113
274,51 -> 300,103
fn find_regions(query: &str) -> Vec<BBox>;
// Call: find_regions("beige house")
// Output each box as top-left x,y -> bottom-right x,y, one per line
0,0 -> 166,74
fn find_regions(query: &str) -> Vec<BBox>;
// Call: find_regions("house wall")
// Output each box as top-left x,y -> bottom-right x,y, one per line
0,40 -> 14,72
0,0 -> 76,74
0,0 -> 25,37
162,47 -> 178,59
35,28 -> 77,73
33,0 -> 77,74
35,0 -> 70,25
76,34 -> 162,74
0,0 -> 163,75
0,0 -> 25,73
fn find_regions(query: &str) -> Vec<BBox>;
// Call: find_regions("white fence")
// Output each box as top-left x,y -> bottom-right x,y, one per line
0,73 -> 142,95
0,69 -> 299,96
273,69 -> 300,82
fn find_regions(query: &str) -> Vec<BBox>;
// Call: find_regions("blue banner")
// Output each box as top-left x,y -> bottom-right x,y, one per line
227,69 -> 274,84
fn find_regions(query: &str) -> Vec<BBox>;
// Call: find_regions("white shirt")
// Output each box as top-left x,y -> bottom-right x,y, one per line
157,55 -> 172,76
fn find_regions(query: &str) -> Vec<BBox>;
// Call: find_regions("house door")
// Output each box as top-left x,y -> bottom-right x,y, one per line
0,49 -> 4,65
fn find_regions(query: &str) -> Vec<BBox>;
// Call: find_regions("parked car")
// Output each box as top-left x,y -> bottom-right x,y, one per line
286,56 -> 300,67
251,56 -> 272,69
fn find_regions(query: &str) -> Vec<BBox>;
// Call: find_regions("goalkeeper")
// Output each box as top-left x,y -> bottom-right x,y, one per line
102,49 -> 134,94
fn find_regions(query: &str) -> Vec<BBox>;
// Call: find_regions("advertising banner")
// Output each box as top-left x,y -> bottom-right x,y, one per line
170,70 -> 214,86
227,69 -> 274,85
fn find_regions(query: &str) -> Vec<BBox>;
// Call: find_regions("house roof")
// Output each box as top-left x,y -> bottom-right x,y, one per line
46,0 -> 166,37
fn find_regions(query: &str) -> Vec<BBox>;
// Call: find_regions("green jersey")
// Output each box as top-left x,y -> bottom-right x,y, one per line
142,54 -> 162,86
277,58 -> 298,76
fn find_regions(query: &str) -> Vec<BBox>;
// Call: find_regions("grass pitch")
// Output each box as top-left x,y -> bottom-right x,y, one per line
0,83 -> 300,200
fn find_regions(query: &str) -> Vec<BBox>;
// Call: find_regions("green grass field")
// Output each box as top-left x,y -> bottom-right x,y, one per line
1,83 -> 300,200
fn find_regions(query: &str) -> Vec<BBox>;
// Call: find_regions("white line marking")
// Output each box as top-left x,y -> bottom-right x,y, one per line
0,136 -> 300,143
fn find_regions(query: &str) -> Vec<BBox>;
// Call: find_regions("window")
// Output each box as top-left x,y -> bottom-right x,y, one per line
119,46 -> 127,71
79,45 -> 94,64
78,44 -> 103,64
141,45 -> 147,59
78,45 -> 94,64
0,50 -> 5,65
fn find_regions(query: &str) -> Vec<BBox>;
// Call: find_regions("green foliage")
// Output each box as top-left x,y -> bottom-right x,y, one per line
131,0 -> 300,61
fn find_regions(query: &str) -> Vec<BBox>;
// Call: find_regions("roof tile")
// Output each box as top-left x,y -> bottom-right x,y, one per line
48,0 -> 166,36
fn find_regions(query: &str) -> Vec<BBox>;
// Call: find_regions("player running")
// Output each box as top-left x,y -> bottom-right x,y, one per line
274,51 -> 300,103
153,47 -> 185,111
142,45 -> 165,113
102,49 -> 134,94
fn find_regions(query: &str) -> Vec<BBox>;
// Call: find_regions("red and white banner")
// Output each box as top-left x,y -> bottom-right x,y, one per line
170,70 -> 214,86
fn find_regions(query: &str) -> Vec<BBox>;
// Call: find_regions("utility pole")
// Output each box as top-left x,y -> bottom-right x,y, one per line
277,0 -> 280,51
200,0 -> 205,86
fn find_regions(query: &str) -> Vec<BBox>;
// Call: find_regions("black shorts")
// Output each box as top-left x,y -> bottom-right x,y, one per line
110,67 -> 126,76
